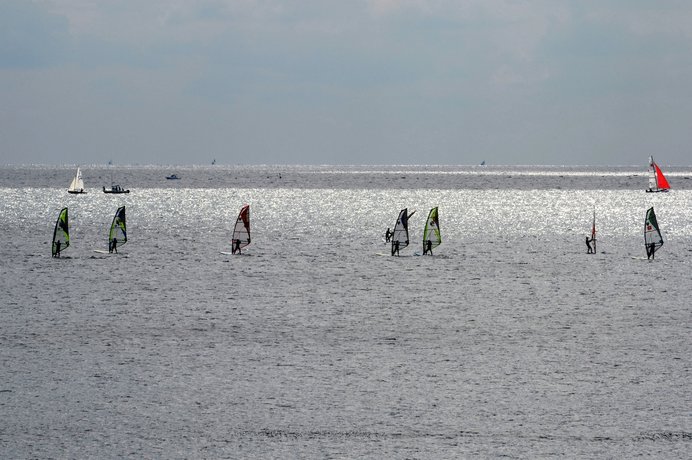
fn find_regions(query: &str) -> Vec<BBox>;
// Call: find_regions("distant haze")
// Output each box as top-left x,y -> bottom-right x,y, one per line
2,1 -> 692,165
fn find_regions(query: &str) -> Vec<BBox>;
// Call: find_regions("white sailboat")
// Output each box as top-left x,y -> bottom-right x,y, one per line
67,167 -> 86,194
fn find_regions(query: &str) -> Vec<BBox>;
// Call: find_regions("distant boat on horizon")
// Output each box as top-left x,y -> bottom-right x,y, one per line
67,167 -> 86,194
103,184 -> 130,194
104,165 -> 130,193
646,156 -> 670,193
166,174 -> 180,180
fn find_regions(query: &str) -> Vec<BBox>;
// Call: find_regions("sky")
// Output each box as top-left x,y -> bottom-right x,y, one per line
1,0 -> 692,165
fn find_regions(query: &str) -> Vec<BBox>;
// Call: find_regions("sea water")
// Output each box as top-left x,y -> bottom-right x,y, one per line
1,165 -> 690,458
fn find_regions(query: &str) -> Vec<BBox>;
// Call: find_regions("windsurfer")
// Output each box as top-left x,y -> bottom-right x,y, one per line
385,228 -> 392,242
392,240 -> 400,256
647,242 -> 656,259
54,241 -> 61,258
232,239 -> 241,255
585,236 -> 593,254
110,238 -> 118,254
423,239 -> 433,256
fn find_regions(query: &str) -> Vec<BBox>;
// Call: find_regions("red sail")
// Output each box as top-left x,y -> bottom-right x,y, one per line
654,163 -> 670,190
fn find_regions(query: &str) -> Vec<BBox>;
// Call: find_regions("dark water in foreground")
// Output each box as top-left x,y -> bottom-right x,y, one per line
1,165 -> 690,458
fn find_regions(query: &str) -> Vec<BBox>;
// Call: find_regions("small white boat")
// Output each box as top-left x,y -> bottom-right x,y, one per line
67,167 -> 86,194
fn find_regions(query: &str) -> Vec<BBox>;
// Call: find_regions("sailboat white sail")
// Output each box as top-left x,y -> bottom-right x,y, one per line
67,167 -> 86,194
422,207 -> 441,255
52,207 -> 70,257
231,204 -> 251,254
108,206 -> 127,253
644,207 -> 663,259
391,208 -> 414,256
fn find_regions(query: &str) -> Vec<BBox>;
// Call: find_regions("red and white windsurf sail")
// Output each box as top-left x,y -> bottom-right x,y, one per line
591,209 -> 596,253
232,204 -> 251,250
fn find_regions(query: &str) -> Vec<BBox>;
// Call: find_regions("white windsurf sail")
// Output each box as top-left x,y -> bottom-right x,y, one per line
109,206 -> 127,252
67,167 -> 86,194
52,207 -> 70,257
422,207 -> 441,254
644,207 -> 663,257
391,208 -> 414,254
231,204 -> 251,253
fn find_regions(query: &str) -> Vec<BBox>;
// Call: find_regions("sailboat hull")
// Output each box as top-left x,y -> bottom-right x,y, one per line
67,190 -> 87,194
103,186 -> 130,194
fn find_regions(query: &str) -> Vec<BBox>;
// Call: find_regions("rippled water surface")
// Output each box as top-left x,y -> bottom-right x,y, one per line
1,165 -> 690,458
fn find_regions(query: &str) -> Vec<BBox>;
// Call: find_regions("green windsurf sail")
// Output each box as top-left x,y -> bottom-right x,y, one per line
644,207 -> 663,258
109,206 -> 127,252
422,207 -> 441,254
52,207 -> 70,257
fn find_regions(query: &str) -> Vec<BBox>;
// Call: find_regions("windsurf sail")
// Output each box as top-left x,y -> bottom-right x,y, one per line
647,156 -> 670,192
423,207 -> 441,253
391,208 -> 414,254
67,167 -> 85,193
109,206 -> 127,250
52,207 -> 70,257
591,209 -> 597,253
644,207 -> 663,257
231,204 -> 251,252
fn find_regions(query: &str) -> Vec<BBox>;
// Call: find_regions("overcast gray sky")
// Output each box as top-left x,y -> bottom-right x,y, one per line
1,0 -> 691,165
